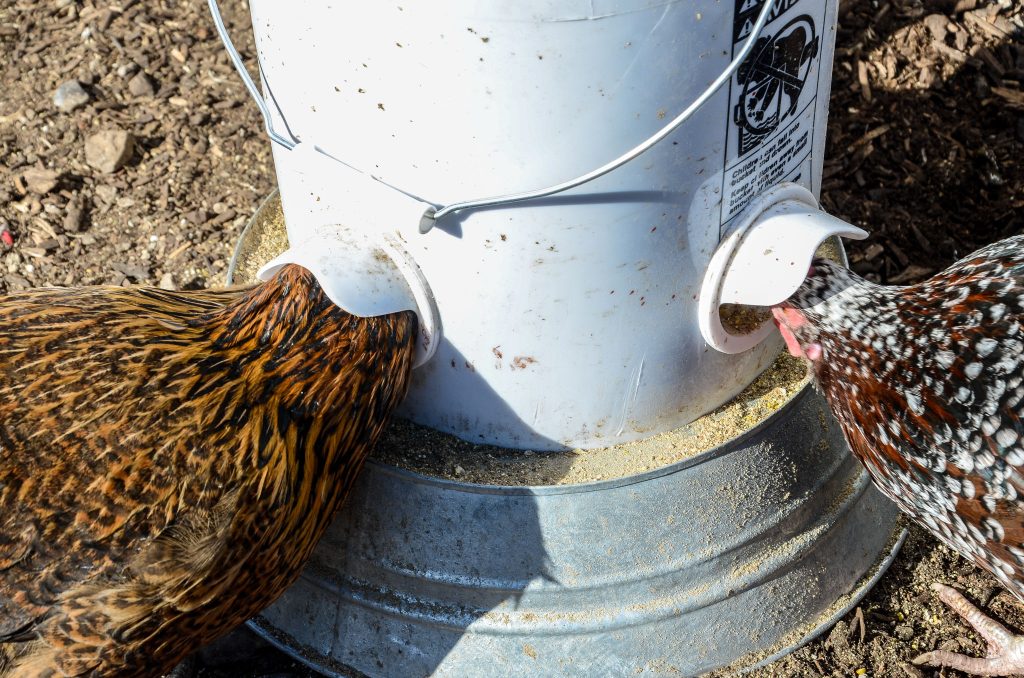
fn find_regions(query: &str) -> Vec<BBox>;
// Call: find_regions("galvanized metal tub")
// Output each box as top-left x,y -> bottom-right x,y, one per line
226,195 -> 903,677
247,396 -> 901,676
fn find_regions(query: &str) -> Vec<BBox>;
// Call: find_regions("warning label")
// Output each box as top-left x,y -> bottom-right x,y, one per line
721,0 -> 825,225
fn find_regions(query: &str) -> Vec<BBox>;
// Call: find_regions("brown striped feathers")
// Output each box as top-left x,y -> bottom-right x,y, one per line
0,264 -> 415,676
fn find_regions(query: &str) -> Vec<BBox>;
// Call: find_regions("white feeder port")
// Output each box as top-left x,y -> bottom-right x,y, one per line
698,183 -> 868,354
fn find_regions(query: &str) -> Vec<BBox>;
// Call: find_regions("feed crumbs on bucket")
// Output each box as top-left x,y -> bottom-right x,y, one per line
375,353 -> 807,485
232,193 -> 810,486
706,516 -> 908,677
814,236 -> 844,265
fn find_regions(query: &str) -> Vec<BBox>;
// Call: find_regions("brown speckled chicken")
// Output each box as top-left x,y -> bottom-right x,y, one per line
0,264 -> 415,676
773,236 -> 1024,675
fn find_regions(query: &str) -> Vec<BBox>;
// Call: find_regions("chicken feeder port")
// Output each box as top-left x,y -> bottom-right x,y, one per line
212,0 -> 903,674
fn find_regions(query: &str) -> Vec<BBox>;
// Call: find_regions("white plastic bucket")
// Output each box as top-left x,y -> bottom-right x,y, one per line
235,0 -> 841,450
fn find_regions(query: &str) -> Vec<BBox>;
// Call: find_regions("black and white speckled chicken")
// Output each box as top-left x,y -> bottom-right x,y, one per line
773,234 -> 1024,675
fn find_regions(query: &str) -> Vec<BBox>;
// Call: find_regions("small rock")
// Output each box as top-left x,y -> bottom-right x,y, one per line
85,130 -> 135,173
953,28 -> 969,52
116,63 -> 138,78
894,624 -> 914,641
5,252 -> 21,274
94,185 -> 118,204
53,80 -> 90,112
184,209 -> 208,225
19,168 -> 60,195
159,272 -> 176,290
923,14 -> 948,41
110,261 -> 150,282
64,201 -> 83,232
128,71 -> 155,97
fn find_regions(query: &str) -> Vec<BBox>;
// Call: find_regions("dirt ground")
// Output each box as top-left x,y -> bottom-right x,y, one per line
0,0 -> 1022,676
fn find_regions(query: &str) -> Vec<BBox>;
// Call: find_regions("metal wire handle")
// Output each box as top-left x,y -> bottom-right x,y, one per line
208,0 -> 776,232
208,0 -> 297,150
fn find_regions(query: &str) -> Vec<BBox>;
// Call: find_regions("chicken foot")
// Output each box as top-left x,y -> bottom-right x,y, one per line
913,583 -> 1024,676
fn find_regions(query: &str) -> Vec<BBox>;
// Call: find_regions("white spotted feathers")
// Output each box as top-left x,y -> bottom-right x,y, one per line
781,234 -> 1024,597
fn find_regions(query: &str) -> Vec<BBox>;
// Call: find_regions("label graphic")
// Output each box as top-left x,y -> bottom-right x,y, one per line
734,16 -> 819,155
721,0 -> 826,226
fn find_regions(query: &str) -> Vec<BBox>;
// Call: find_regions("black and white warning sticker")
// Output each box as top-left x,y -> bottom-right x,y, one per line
721,0 -> 826,225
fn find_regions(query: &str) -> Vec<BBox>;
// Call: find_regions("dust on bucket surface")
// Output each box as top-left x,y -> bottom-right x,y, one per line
229,195 -> 904,677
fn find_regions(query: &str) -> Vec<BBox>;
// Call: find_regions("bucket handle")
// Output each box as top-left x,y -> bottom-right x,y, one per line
207,0 -> 297,150
208,0 -> 775,232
